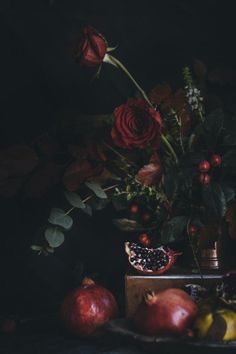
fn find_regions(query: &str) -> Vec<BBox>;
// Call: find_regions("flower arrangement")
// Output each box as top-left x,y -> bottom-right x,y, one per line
1,26 -> 236,268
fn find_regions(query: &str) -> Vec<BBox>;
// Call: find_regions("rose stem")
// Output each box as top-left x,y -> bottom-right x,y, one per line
106,54 -> 179,165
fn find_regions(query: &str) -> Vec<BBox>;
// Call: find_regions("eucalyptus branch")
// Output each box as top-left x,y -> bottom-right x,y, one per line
63,184 -> 119,216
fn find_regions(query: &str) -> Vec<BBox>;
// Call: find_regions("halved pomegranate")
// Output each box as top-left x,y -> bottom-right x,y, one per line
125,242 -> 182,275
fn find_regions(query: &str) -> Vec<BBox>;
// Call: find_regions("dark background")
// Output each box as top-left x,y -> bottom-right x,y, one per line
0,0 -> 236,318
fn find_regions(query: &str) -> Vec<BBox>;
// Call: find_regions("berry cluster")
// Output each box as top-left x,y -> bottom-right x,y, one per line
198,154 -> 222,185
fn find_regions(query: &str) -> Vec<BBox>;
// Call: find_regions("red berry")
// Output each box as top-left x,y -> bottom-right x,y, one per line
142,212 -> 152,222
211,154 -> 222,167
130,203 -> 139,214
138,233 -> 151,247
199,173 -> 211,184
188,225 -> 198,235
198,160 -> 210,172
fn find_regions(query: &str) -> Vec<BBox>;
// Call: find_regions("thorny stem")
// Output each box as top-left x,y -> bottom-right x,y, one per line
106,54 -> 179,165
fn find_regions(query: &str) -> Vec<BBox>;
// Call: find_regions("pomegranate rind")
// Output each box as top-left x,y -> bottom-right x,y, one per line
125,242 -> 181,275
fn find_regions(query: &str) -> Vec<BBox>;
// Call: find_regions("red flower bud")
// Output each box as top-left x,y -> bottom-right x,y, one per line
198,160 -> 210,172
211,154 -> 222,167
74,26 -> 107,67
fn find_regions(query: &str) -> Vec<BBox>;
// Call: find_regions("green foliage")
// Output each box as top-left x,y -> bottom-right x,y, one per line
160,216 -> 189,244
202,183 -> 227,218
48,208 -> 73,230
112,218 -> 144,232
64,191 -> 86,209
45,227 -> 65,248
85,181 -> 108,199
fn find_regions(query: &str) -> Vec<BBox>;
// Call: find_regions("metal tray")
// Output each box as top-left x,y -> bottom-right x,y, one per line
105,318 -> 236,353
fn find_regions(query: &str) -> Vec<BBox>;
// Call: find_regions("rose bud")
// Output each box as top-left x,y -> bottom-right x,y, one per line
74,26 -> 107,67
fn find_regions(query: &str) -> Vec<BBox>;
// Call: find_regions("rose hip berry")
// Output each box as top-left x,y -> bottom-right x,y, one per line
138,233 -> 151,247
211,154 -> 222,167
130,203 -> 139,214
142,212 -> 152,222
198,160 -> 210,172
199,173 -> 211,184
188,225 -> 198,235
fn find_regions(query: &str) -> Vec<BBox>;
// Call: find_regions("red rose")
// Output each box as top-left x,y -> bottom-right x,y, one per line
111,99 -> 162,149
74,26 -> 107,67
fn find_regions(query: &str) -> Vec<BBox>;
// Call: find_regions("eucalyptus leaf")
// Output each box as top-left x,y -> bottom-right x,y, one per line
87,197 -> 109,210
45,227 -> 65,248
160,216 -> 189,244
202,109 -> 224,148
81,204 -> 93,216
48,208 -> 73,230
64,191 -> 86,209
202,183 -> 227,218
85,181 -> 107,199
113,218 -> 143,232
31,245 -> 43,251
221,185 -> 235,202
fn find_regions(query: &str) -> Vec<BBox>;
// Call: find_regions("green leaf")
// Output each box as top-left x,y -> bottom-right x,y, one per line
85,181 -> 107,199
223,150 -> 236,174
160,216 -> 188,244
202,183 -> 227,218
221,185 -> 235,202
112,194 -> 128,211
81,204 -> 93,216
112,218 -> 143,232
203,109 -> 224,148
45,227 -> 65,248
64,191 -> 86,209
87,197 -> 109,210
31,245 -> 43,251
48,208 -> 73,230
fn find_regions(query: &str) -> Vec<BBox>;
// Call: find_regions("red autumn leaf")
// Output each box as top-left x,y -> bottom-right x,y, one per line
24,162 -> 64,198
64,160 -> 103,191
136,153 -> 162,187
0,177 -> 24,197
33,134 -> 60,158
149,84 -> 172,106
0,145 -> 38,178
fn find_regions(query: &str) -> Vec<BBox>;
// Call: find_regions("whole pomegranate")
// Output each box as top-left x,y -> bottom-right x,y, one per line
133,288 -> 198,336
61,278 -> 118,337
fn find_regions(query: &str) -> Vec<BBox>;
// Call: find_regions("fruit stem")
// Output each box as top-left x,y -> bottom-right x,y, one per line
81,277 -> 95,287
144,289 -> 157,304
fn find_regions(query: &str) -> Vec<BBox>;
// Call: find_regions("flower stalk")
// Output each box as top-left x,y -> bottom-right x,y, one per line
106,54 -> 179,164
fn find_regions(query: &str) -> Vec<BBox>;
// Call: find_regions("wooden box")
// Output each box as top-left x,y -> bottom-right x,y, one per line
125,270 -> 223,318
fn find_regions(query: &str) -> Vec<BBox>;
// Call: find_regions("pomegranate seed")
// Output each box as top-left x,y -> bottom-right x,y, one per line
198,160 -> 210,172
